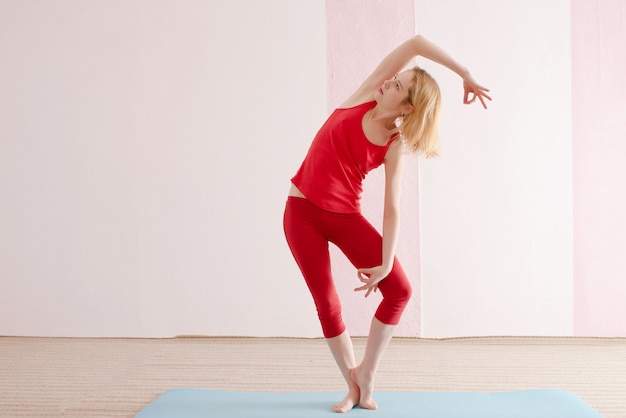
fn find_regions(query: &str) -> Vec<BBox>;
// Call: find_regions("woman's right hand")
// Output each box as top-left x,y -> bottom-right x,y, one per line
463,74 -> 492,109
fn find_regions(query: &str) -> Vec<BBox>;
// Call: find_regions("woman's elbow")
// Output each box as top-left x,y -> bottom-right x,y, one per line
383,206 -> 400,220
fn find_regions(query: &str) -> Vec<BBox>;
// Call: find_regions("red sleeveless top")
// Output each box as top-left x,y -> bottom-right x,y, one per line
291,101 -> 397,213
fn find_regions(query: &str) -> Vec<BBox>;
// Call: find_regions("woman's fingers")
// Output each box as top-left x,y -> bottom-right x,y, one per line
464,90 -> 476,104
354,283 -> 378,297
355,267 -> 383,296
476,87 -> 492,108
465,89 -> 492,108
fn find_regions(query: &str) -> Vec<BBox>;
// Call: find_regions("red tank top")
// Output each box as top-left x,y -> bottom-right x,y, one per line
291,101 -> 397,213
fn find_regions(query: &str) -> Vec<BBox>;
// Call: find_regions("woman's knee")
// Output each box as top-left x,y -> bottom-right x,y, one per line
319,314 -> 346,338
396,277 -> 412,302
381,266 -> 412,302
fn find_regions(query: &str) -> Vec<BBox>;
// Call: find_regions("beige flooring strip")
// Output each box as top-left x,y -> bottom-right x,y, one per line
0,336 -> 624,417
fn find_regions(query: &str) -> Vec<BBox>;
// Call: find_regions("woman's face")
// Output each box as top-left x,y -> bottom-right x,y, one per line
375,70 -> 414,111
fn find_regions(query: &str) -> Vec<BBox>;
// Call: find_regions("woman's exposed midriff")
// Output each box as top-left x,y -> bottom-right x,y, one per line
288,183 -> 306,199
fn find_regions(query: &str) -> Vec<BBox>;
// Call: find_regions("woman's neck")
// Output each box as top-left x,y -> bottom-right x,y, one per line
367,106 -> 399,132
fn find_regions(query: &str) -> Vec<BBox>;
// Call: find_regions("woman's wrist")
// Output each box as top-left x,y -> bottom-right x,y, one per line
458,66 -> 470,79
381,261 -> 394,274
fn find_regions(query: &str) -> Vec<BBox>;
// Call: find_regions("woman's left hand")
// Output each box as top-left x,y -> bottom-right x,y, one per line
354,266 -> 391,297
463,74 -> 492,109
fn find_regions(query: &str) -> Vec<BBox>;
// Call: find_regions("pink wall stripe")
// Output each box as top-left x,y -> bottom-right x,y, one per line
572,0 -> 626,336
325,0 -> 421,336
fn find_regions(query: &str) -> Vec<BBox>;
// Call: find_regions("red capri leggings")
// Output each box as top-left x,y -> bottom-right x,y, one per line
283,196 -> 412,338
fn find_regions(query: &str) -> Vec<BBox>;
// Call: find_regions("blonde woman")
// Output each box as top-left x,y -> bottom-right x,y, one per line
283,35 -> 490,413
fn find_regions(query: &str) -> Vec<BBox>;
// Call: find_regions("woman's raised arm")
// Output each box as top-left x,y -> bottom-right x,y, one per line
346,35 -> 491,108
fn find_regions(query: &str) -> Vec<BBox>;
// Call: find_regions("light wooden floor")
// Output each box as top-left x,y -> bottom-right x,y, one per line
0,336 -> 624,417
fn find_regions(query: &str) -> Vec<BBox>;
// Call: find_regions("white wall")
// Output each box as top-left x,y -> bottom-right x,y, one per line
0,0 -> 327,337
416,0 -> 573,337
0,0 -> 584,339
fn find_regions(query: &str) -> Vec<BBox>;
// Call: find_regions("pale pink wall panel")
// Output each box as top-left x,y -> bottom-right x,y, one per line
572,0 -> 626,336
326,0 -> 421,336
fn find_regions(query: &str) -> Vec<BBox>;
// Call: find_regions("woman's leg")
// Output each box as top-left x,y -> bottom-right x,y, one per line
326,330 -> 360,412
328,213 -> 412,410
283,197 -> 346,338
283,198 -> 358,412
351,318 -> 396,409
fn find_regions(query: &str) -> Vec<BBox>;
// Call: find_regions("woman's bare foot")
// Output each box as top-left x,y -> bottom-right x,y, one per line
350,366 -> 378,410
332,373 -> 360,413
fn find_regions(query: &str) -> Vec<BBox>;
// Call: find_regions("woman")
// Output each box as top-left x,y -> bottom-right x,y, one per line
283,34 -> 490,413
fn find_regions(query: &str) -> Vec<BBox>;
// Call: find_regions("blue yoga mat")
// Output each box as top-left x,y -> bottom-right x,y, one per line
134,389 -> 603,417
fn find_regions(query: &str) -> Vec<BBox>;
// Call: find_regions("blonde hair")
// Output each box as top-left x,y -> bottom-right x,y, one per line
399,66 -> 442,158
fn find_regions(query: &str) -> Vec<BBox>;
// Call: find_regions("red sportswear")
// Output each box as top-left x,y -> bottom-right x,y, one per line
291,101 -> 397,213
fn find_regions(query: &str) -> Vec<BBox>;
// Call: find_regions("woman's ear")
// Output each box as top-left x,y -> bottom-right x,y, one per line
403,104 -> 414,116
